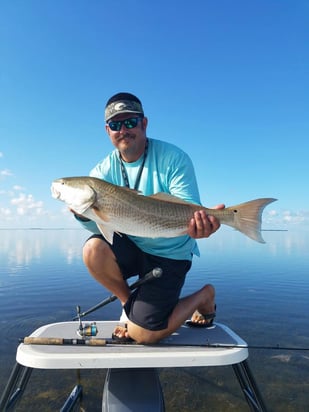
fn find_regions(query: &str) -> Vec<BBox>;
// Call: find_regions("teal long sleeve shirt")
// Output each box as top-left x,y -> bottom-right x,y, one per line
77,138 -> 201,260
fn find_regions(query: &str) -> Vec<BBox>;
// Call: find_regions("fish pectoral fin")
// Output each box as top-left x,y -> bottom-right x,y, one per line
72,199 -> 95,214
91,208 -> 118,243
92,207 -> 111,222
96,224 -> 117,244
149,192 -> 192,205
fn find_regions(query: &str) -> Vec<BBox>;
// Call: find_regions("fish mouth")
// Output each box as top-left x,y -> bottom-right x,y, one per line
50,183 -> 60,199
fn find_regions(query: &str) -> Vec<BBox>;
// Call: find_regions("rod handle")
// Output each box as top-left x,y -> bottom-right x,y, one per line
21,337 -> 107,346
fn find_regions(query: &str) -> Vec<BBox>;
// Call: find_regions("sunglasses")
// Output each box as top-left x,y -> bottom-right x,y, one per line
107,117 -> 143,132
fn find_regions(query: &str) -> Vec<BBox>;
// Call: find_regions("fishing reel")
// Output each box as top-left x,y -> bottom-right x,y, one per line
75,305 -> 98,337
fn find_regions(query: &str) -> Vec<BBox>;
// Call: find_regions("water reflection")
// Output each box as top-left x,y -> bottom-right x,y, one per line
0,228 -> 308,411
0,229 -> 87,272
1,228 -> 308,271
198,227 -> 309,258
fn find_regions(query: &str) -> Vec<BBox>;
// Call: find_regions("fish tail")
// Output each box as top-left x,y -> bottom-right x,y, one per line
225,198 -> 277,243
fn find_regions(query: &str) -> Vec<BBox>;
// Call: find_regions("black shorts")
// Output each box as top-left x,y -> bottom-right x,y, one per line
88,234 -> 192,331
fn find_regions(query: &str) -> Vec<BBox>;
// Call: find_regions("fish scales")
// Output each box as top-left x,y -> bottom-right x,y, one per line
95,186 -> 193,236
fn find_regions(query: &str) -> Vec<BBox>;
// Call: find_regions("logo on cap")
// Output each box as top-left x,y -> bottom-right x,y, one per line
105,100 -> 144,121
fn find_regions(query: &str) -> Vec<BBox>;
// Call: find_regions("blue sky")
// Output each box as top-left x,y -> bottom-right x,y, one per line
0,0 -> 308,231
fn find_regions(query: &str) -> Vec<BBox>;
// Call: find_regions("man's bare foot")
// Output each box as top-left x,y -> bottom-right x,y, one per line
185,283 -> 216,327
187,283 -> 216,326
112,324 -> 134,342
191,308 -> 216,324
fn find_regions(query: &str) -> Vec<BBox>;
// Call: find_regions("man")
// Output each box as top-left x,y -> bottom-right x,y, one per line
74,92 -> 224,344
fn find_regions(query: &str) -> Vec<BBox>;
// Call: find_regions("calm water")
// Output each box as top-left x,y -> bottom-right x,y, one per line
0,228 -> 308,411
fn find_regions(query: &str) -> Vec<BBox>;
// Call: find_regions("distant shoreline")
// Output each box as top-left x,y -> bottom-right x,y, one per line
0,227 -> 82,230
0,228 -> 290,232
261,229 -> 288,232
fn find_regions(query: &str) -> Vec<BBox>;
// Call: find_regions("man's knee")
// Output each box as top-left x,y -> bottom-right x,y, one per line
82,237 -> 110,267
200,283 -> 215,299
206,284 -> 215,299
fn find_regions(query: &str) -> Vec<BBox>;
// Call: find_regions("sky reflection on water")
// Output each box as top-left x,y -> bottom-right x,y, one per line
0,228 -> 308,411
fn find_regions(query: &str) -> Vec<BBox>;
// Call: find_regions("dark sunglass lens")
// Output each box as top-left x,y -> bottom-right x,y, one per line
108,117 -> 141,131
124,118 -> 138,129
108,121 -> 120,131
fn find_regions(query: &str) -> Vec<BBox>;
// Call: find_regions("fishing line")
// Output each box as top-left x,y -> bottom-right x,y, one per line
196,343 -> 309,351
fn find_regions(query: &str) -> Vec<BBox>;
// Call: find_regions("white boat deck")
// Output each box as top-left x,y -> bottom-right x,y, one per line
17,321 -> 248,370
2,322 -> 267,412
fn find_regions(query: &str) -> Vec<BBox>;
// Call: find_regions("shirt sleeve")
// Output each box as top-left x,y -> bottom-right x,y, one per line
164,149 -> 201,205
74,214 -> 99,234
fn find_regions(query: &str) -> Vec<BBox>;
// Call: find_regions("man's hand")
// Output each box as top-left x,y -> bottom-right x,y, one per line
188,204 -> 225,239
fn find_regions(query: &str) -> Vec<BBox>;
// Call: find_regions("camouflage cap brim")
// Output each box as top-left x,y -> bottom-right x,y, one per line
105,100 -> 144,122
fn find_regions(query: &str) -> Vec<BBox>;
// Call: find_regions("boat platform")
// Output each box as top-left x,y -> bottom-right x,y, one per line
0,321 -> 267,411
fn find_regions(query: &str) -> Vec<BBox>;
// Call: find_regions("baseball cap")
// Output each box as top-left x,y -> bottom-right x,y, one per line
105,92 -> 144,122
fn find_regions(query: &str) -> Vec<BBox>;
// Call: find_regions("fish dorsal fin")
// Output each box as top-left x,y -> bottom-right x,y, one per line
149,192 -> 191,205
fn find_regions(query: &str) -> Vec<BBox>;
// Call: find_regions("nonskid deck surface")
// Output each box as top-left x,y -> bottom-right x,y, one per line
17,321 -> 248,369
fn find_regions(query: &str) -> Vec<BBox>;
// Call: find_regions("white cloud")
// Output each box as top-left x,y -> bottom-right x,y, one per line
0,169 -> 13,177
281,210 -> 308,225
0,207 -> 12,217
13,185 -> 25,191
268,209 -> 278,217
11,193 -> 45,216
0,152 -> 3,158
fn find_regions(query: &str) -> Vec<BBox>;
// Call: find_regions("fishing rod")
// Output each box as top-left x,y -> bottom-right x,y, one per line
72,267 -> 163,320
19,337 -> 309,351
